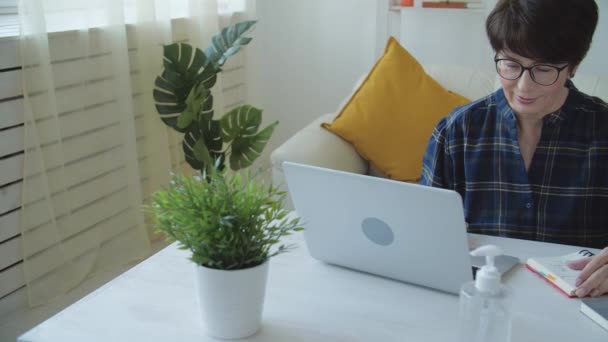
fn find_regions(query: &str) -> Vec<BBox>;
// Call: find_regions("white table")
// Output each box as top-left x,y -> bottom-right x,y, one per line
19,233 -> 607,341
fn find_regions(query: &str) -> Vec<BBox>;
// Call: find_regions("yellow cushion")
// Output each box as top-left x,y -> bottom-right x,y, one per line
322,37 -> 470,181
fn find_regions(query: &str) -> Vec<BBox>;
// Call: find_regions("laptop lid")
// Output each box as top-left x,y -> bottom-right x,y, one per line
283,161 -> 473,295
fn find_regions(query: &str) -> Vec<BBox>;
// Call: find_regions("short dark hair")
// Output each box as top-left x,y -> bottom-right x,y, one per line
486,0 -> 598,67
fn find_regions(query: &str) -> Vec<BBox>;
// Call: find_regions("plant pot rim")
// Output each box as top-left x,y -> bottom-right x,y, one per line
195,259 -> 269,272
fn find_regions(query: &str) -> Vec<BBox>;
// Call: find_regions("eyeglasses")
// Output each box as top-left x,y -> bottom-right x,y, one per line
494,57 -> 569,86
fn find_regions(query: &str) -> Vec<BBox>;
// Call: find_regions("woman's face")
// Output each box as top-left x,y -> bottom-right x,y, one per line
496,50 -> 572,119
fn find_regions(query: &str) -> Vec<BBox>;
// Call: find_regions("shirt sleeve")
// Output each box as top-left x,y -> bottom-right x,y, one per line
420,116 -> 454,189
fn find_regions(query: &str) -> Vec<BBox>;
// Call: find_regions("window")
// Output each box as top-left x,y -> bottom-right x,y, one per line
0,0 -> 18,38
0,0 -> 17,14
218,0 -> 246,15
0,1 -> 249,38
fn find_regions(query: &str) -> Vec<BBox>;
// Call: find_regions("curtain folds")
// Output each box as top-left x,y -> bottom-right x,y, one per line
18,0 -> 244,307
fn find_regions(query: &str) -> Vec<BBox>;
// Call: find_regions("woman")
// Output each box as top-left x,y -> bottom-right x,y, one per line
420,0 -> 608,297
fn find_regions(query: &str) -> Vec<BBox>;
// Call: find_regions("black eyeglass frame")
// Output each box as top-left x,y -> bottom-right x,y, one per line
494,57 -> 570,86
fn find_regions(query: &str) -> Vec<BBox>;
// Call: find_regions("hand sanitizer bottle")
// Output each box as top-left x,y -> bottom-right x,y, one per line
458,245 -> 511,342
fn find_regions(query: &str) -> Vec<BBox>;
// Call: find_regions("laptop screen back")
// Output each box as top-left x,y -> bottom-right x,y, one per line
283,161 -> 473,295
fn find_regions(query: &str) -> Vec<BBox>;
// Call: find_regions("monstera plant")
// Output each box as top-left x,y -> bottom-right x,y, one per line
153,20 -> 276,173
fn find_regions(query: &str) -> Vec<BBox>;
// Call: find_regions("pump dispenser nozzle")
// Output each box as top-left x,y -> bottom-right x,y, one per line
470,245 -> 503,293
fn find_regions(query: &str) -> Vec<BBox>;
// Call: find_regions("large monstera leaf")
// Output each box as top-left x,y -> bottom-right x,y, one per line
152,21 -> 275,173
220,105 -> 278,170
205,20 -> 257,68
183,113 -> 224,172
153,43 -> 218,132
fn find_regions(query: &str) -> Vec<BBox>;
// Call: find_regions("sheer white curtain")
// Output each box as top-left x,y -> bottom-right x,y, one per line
18,0 -> 241,307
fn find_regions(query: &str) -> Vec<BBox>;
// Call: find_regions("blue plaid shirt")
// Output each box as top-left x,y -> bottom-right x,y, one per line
421,81 -> 608,248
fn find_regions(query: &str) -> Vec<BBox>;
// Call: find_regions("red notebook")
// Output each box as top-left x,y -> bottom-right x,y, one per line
525,249 -> 595,297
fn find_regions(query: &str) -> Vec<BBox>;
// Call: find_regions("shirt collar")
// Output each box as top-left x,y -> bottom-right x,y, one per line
494,87 -> 515,122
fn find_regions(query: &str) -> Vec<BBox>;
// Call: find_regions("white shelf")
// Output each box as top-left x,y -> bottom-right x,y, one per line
391,5 -> 487,13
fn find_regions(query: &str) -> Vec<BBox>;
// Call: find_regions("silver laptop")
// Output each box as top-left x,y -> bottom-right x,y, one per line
283,161 -> 517,295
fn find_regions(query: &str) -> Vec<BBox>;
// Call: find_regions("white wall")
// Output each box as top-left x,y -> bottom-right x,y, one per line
578,1 -> 608,75
318,1 -> 378,115
246,0 -> 379,169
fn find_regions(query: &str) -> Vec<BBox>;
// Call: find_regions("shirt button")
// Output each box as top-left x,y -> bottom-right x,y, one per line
526,202 -> 533,209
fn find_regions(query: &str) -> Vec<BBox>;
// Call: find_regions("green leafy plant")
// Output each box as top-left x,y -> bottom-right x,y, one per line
148,168 -> 304,270
153,20 -> 277,173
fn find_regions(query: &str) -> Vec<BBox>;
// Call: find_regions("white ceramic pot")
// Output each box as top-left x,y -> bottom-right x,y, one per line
195,260 -> 269,339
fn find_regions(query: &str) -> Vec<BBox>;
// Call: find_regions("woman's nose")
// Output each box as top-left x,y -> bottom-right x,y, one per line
517,69 -> 536,90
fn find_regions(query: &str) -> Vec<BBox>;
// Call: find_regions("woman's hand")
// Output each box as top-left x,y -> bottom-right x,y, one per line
567,247 -> 608,297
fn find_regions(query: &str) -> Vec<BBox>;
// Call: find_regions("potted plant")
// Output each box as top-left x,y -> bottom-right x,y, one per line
153,20 -> 277,174
148,167 -> 303,339
150,21 -> 304,339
